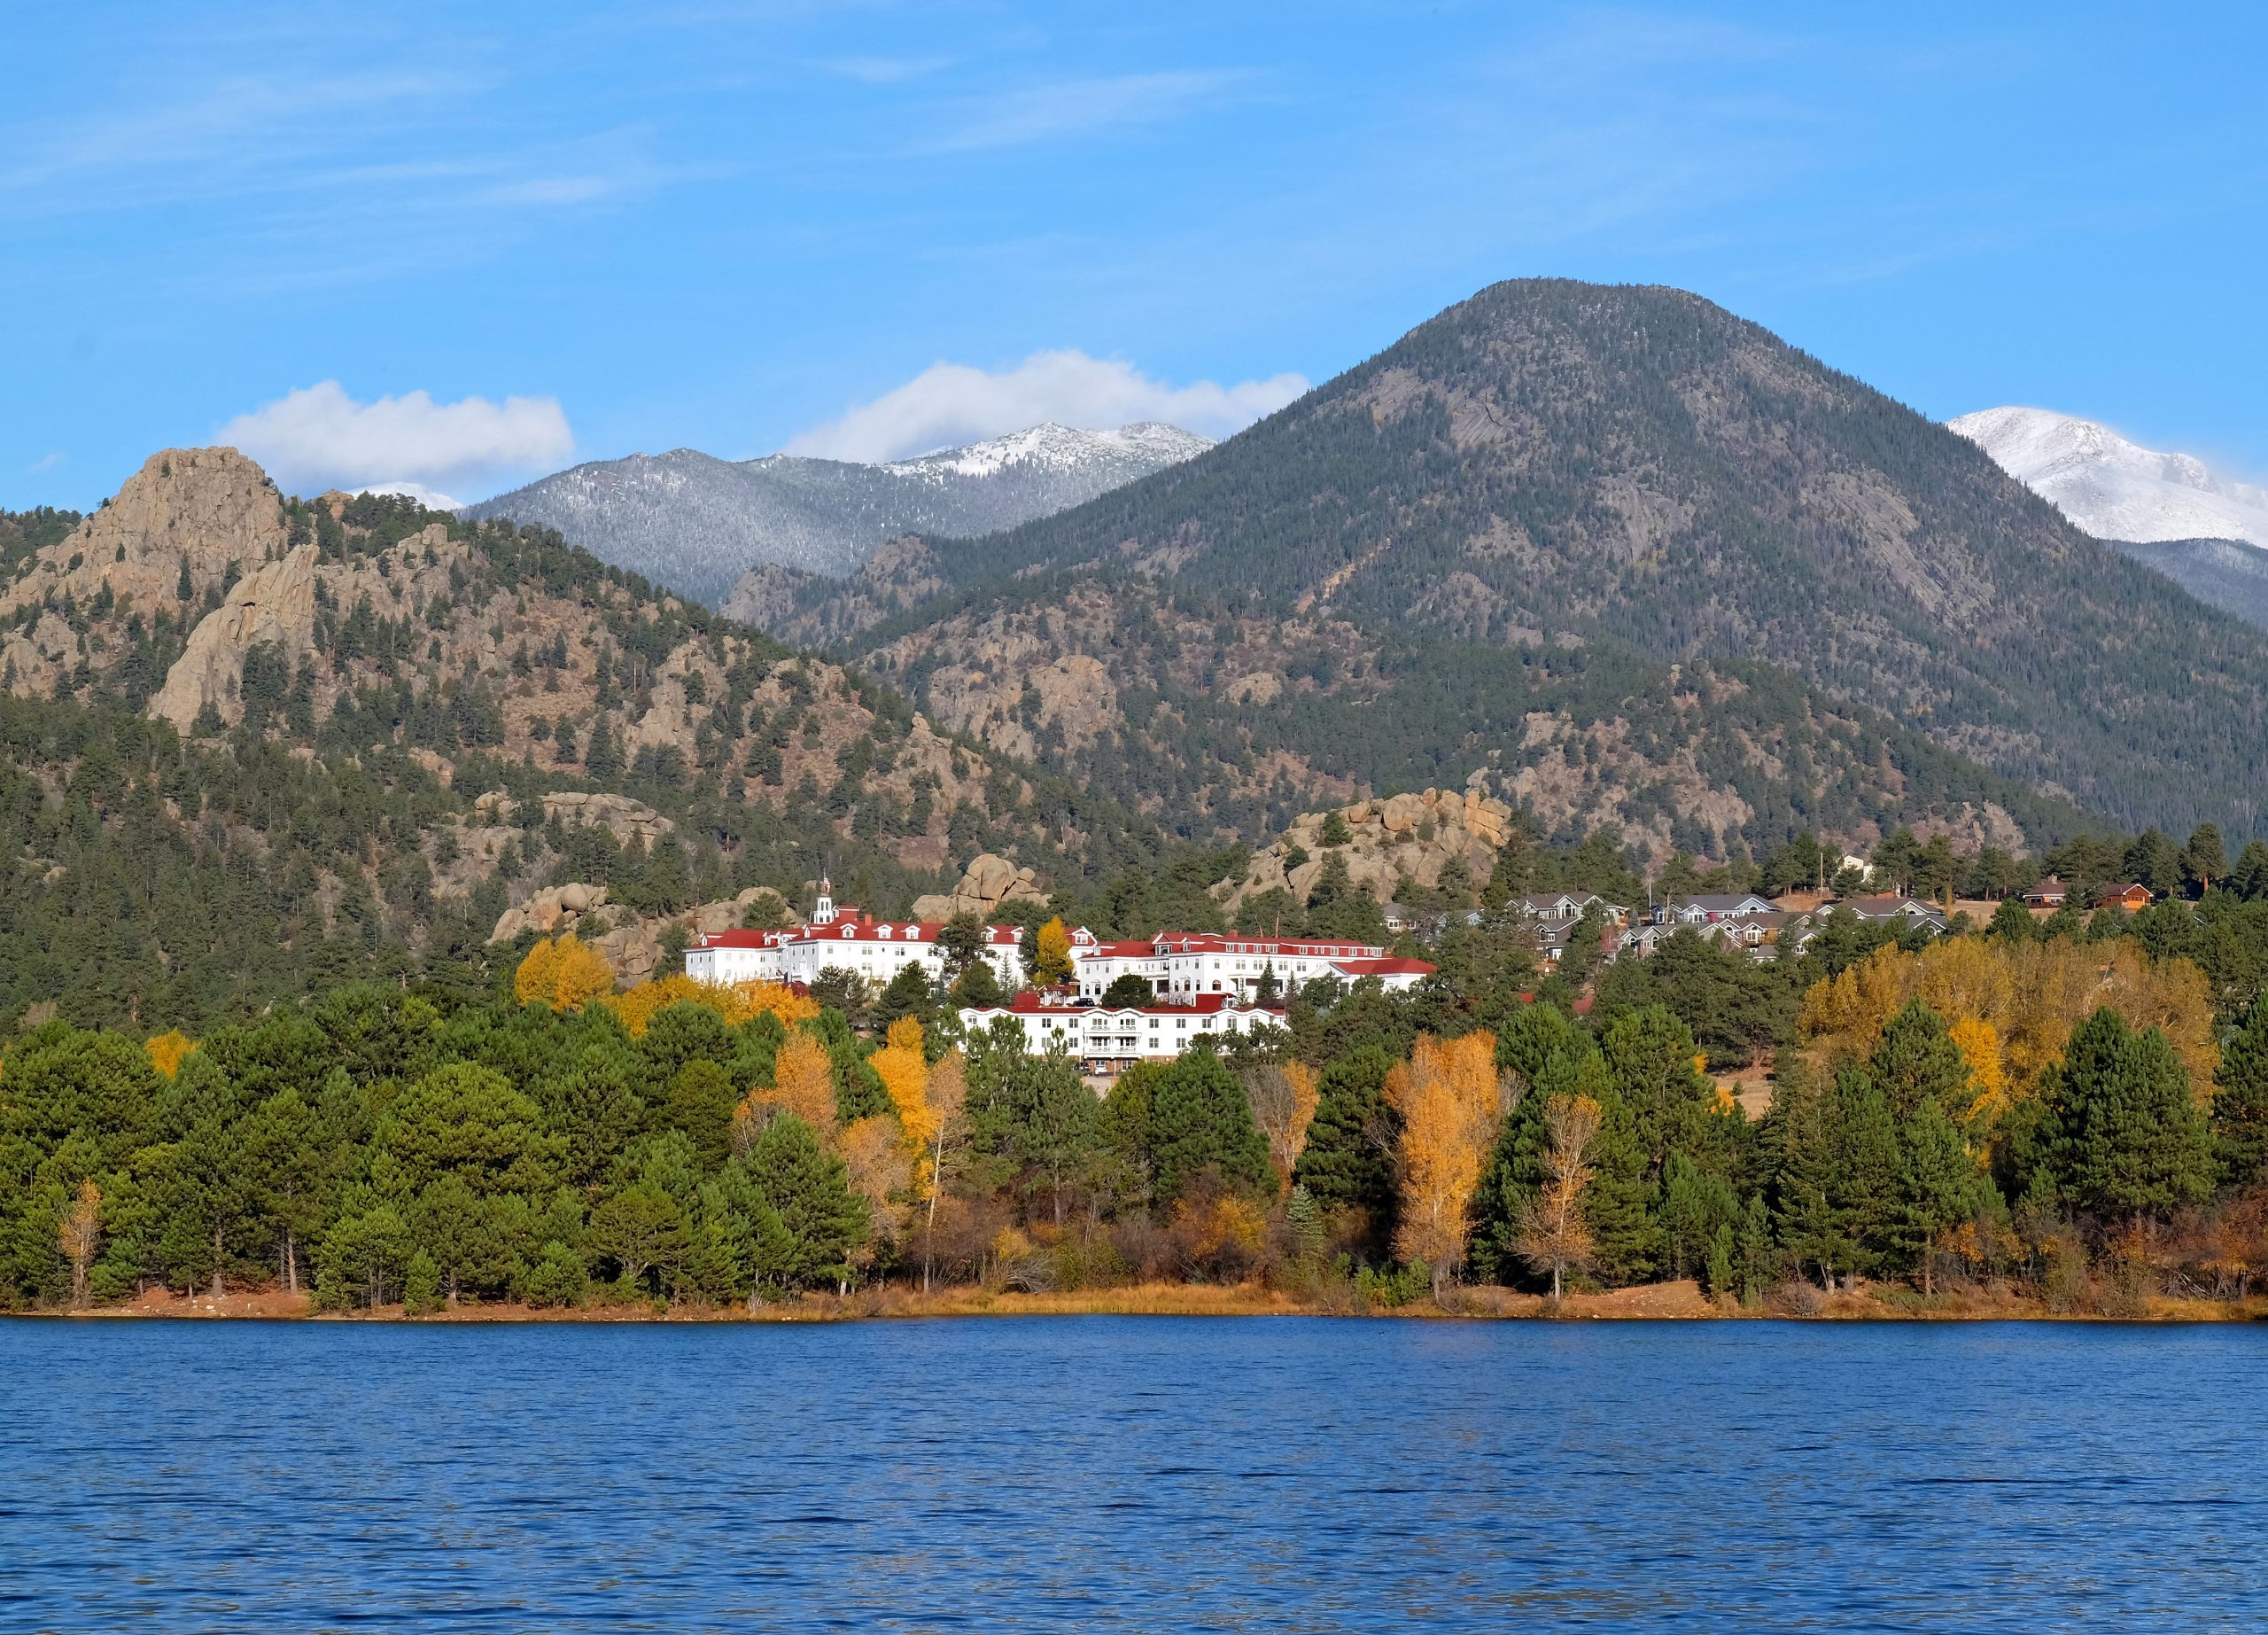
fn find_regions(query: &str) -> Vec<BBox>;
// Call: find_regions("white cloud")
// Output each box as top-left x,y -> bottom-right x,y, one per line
216,381 -> 574,496
28,452 -> 65,474
785,349 -> 1307,463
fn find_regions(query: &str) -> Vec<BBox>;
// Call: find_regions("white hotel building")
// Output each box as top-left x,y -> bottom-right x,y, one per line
959,991 -> 1287,1073
1075,932 -> 1434,1002
683,886 -> 1435,1011
683,882 -> 1026,991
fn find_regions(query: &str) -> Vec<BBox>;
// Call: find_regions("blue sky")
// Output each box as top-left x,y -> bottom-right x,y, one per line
6,1 -> 2264,509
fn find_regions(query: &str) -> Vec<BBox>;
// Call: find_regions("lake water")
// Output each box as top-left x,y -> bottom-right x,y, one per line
2,1318 -> 2264,1631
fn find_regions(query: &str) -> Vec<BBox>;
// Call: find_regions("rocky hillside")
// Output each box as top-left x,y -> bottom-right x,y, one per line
0,448 -> 1162,1032
464,422 -> 1210,609
751,280 -> 2268,845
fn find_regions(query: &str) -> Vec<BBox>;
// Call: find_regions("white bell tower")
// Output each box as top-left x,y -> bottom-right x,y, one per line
812,875 -> 837,925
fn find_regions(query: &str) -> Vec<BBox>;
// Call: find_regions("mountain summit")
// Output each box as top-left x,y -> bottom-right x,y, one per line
462,421 -> 1210,608
755,278 -> 2268,842
1951,406 -> 2268,549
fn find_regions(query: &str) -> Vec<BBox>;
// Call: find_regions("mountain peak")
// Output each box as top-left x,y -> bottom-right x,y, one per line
463,421 -> 1210,606
1951,406 -> 2268,549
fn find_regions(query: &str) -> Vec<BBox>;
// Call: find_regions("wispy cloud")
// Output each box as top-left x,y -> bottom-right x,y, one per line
787,349 -> 1306,462
928,69 -> 1248,152
27,453 -> 65,475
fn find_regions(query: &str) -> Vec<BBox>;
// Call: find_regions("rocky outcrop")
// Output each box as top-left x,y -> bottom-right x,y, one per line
1215,780 -> 1518,915
910,852 -> 1048,921
470,790 -> 680,848
488,883 -> 788,985
4,448 -> 290,697
149,544 -> 319,731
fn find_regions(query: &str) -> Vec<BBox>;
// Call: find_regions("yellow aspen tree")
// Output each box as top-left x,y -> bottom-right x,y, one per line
513,938 -> 563,1007
1035,916 -> 1075,986
1515,1093 -> 1601,1301
144,1031 -> 197,1079
743,1028 -> 839,1141
1386,1031 -> 1504,1296
920,1051 -> 967,1293
839,1113 -> 913,1265
872,1018 -> 939,1190
1244,1061 -> 1322,1189
59,1180 -> 101,1307
1949,1016 -> 2008,1126
548,933 -> 617,1011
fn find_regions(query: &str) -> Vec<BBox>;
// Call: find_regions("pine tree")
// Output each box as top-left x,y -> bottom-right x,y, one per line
1895,1096 -> 1986,1292
1584,1085 -> 1658,1286
2036,1008 -> 2212,1222
1868,1000 -> 1970,1119
1150,1045 -> 1271,1206
1470,1042 -> 1609,1283
1829,1071 -> 1900,1278
1292,1046 -> 1398,1236
2211,993 -> 2268,1192
742,1112 -> 868,1292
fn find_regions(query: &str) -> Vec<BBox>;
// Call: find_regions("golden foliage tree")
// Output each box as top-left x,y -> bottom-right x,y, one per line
839,1113 -> 913,1265
1386,1030 -> 1504,1295
144,1031 -> 198,1079
514,933 -> 617,1012
872,1017 -> 939,1191
1799,938 -> 2218,1122
1515,1093 -> 1601,1301
1034,916 -> 1075,987
58,1179 -> 101,1307
737,1028 -> 838,1148
603,973 -> 819,1038
919,1050 -> 968,1292
1244,1061 -> 1322,1190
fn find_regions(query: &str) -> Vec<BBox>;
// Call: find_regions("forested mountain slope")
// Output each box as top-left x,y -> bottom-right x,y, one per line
464,423 -> 1209,609
756,280 -> 2268,842
2106,537 -> 2268,635
0,450 -> 1162,1032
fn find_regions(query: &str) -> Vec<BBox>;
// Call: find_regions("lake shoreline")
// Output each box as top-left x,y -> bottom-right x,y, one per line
16,1278 -> 2264,1324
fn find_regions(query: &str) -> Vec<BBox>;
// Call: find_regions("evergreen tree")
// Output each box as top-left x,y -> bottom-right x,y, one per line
2210,993 -> 2268,1193
1894,1096 -> 1987,1294
1292,1045 -> 1398,1229
2032,1008 -> 2212,1222
742,1112 -> 867,1291
1149,1044 -> 1271,1205
1868,1000 -> 1969,1119
1583,1085 -> 1658,1286
1829,1071 -> 1900,1277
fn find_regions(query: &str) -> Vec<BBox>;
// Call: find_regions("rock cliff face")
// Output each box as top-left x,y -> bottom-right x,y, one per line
148,544 -> 319,729
910,852 -> 1048,921
1214,781 -> 1517,915
1,447 -> 288,696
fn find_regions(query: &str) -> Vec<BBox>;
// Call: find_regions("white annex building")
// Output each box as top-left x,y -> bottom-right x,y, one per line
683,880 -> 1026,991
959,991 -> 1287,1073
1074,933 -> 1434,1002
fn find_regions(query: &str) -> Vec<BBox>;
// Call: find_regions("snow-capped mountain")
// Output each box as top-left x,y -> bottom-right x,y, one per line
461,422 -> 1211,608
1950,407 -> 2268,549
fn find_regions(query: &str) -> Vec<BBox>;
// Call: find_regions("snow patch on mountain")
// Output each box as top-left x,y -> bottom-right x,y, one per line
1951,407 -> 2268,549
462,422 -> 1211,608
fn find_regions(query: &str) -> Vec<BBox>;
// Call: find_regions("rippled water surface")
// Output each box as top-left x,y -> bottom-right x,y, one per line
4,1318 -> 2265,1630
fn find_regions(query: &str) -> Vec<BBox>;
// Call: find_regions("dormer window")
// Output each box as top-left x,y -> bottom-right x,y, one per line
877,925 -> 893,939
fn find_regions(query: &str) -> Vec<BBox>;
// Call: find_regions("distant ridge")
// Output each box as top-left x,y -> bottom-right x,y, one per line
462,422 -> 1210,608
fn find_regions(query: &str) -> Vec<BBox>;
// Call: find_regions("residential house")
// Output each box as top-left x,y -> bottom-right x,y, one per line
2023,876 -> 2071,908
2094,882 -> 2155,911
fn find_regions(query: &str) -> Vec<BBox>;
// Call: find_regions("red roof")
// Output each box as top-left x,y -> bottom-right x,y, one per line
695,914 -> 1019,950
1328,957 -> 1436,977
